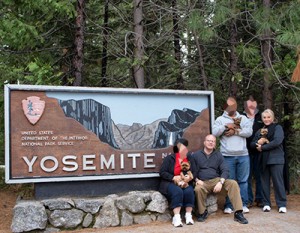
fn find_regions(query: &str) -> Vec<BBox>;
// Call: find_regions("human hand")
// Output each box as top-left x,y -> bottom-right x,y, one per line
173,175 -> 182,183
256,143 -> 262,152
183,175 -> 192,183
195,179 -> 204,186
224,128 -> 235,136
213,182 -> 222,193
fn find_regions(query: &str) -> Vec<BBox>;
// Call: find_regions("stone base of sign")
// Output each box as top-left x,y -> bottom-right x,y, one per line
11,191 -> 218,232
35,178 -> 161,199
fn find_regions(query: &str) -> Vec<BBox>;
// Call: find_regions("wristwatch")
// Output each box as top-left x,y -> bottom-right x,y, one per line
220,178 -> 225,185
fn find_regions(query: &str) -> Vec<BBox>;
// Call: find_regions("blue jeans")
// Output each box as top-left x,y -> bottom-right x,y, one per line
248,152 -> 263,204
166,183 -> 195,209
224,155 -> 250,209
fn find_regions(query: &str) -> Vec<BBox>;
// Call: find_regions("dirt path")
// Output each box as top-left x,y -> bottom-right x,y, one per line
1,190 -> 299,233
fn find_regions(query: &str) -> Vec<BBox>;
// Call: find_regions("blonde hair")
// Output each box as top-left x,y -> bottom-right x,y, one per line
262,109 -> 275,122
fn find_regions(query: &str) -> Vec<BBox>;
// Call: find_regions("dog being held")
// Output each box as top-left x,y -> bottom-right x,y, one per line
224,117 -> 242,136
174,161 -> 193,188
257,128 -> 270,145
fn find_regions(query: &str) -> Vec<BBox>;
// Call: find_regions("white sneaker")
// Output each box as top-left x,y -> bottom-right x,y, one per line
243,206 -> 250,213
279,207 -> 287,213
172,214 -> 183,227
185,213 -> 194,225
263,205 -> 271,212
224,207 -> 233,214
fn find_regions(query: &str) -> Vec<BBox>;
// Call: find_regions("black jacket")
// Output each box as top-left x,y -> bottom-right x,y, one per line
158,153 -> 193,196
242,111 -> 264,154
250,124 -> 285,165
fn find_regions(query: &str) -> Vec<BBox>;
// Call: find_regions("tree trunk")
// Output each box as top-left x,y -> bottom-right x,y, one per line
193,0 -> 207,90
172,0 -> 184,89
229,18 -> 238,98
101,0 -> 109,87
73,0 -> 86,86
133,0 -> 145,88
194,32 -> 208,90
261,0 -> 273,109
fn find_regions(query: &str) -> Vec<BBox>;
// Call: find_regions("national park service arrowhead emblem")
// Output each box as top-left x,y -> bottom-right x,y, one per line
22,96 -> 45,125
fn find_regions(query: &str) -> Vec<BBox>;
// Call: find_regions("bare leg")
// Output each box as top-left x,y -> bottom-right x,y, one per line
173,206 -> 181,215
185,206 -> 192,213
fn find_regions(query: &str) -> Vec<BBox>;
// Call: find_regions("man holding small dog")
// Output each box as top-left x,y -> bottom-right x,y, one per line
192,134 -> 248,224
212,97 -> 252,214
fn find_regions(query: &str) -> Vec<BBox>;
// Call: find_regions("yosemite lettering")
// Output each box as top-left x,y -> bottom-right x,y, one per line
22,153 -> 156,173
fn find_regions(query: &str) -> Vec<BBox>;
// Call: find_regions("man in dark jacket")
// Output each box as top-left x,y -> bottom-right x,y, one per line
243,97 -> 264,207
192,134 -> 248,224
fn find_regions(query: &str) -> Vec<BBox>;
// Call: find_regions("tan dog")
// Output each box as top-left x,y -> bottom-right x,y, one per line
257,128 -> 270,145
175,161 -> 193,188
224,117 -> 241,136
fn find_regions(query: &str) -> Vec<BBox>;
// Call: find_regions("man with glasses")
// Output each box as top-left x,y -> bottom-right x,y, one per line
191,134 -> 248,224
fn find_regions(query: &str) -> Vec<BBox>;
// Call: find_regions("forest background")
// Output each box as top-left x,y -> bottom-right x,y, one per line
0,0 -> 299,193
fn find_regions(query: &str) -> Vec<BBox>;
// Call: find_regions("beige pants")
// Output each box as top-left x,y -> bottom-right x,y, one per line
194,177 -> 243,214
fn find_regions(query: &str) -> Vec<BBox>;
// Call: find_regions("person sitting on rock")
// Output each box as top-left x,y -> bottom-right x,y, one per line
158,138 -> 195,227
191,134 -> 248,224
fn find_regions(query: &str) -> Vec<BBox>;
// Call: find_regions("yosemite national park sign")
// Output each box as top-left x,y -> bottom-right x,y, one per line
5,85 -> 214,183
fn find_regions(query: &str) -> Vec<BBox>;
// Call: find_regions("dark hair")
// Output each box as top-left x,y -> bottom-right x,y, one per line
173,138 -> 188,153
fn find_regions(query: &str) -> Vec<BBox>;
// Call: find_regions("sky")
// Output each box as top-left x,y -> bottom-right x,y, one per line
47,90 -> 211,125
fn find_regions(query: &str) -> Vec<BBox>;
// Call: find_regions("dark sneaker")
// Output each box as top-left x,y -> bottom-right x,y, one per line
197,209 -> 208,222
234,211 -> 248,224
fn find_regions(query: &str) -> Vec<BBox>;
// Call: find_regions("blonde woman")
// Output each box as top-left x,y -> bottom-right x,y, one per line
250,109 -> 287,213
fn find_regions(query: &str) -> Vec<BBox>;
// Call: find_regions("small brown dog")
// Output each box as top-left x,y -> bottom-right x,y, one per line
257,128 -> 270,145
175,161 -> 193,188
224,117 -> 242,136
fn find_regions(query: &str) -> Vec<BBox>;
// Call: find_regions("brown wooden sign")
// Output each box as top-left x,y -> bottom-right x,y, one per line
5,85 -> 214,183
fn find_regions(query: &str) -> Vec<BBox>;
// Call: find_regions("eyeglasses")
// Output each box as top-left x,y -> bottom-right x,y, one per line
205,140 -> 216,143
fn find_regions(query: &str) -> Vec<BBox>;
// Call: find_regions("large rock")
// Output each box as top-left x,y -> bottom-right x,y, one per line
10,190 -> 216,232
146,191 -> 168,213
93,197 -> 119,228
120,211 -> 134,226
116,193 -> 146,213
11,201 -> 47,233
48,209 -> 84,228
73,198 -> 104,214
206,194 -> 218,214
41,198 -> 74,210
82,213 -> 93,228
133,214 -> 154,224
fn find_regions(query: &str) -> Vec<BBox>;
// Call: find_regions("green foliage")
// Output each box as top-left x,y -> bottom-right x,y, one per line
187,10 -> 216,43
212,1 -> 234,25
0,168 -> 7,189
0,0 -> 76,49
132,55 -> 149,67
0,18 -> 40,49
277,31 -> 300,46
286,135 -> 300,193
26,59 -> 62,85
